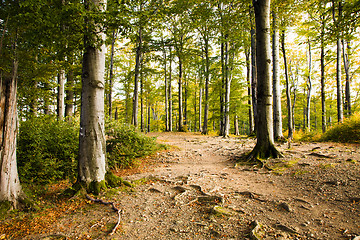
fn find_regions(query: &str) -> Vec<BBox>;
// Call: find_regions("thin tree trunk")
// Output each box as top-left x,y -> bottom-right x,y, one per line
108,30 -> 116,120
343,40 -> 351,116
178,56 -> 183,131
199,87 -> 202,132
281,30 -> 293,140
234,115 -> 240,135
272,12 -> 283,140
223,40 -> 231,137
78,0 -> 107,193
57,70 -> 65,120
320,40 -> 327,133
164,46 -> 169,131
306,40 -> 312,132
333,1 -> 343,122
245,48 -> 254,134
65,69 -> 74,118
250,28 -> 258,134
140,70 -> 144,132
132,28 -> 142,127
202,38 -> 210,134
169,46 -> 173,132
184,73 -> 188,128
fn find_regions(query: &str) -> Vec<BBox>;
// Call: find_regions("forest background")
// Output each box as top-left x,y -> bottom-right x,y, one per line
1,0 -> 360,209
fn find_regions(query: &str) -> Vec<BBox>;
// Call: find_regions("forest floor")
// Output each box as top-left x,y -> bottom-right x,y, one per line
2,132 -> 360,240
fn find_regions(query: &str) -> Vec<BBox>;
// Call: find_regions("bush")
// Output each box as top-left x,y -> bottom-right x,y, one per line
106,121 -> 166,169
320,113 -> 360,143
17,116 -> 79,184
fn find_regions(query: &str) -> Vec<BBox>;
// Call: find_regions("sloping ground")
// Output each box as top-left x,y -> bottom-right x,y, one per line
5,132 -> 360,239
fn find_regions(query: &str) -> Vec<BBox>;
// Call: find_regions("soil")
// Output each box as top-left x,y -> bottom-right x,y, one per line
13,133 -> 360,239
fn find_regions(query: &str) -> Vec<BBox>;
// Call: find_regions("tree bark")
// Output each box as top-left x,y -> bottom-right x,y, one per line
65,69 -> 74,119
306,40 -> 312,132
248,0 -> 282,160
0,59 -> 24,208
57,70 -> 66,120
223,40 -> 231,137
272,12 -> 283,140
281,30 -> 293,140
168,46 -> 173,132
78,0 -> 107,194
131,28 -> 142,127
164,46 -> 169,131
202,37 -> 210,135
250,28 -> 258,135
343,40 -> 351,116
320,40 -> 327,133
178,56 -> 183,131
245,48 -> 254,134
333,1 -> 343,122
108,30 -> 116,120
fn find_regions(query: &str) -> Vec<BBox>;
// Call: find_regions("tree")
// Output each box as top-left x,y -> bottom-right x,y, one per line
272,11 -> 284,140
0,56 -> 25,209
247,0 -> 282,160
281,30 -> 293,139
77,0 -> 107,194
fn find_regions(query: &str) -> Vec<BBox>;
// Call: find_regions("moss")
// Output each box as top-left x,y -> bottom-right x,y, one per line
105,172 -> 133,188
0,201 -> 12,215
88,180 -> 107,195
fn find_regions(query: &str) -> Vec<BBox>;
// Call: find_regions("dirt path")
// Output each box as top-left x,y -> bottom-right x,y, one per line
25,132 -> 360,239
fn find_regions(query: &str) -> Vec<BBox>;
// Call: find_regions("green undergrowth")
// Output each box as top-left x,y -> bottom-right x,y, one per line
320,113 -> 360,143
106,121 -> 168,169
17,117 -> 167,186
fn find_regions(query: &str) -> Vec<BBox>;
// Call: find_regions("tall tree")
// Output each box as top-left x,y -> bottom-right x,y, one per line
272,11 -> 284,140
281,30 -> 293,139
248,0 -> 282,160
77,0 -> 107,193
0,53 -> 25,209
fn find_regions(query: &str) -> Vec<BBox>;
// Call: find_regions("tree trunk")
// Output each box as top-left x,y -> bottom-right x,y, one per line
234,115 -> 240,135
320,40 -> 327,133
333,1 -> 343,122
272,12 -> 283,140
108,30 -> 116,120
184,73 -> 188,128
140,70 -> 144,132
57,70 -> 66,120
78,0 -> 107,194
250,28 -> 258,135
306,40 -> 312,132
65,69 -> 74,119
223,40 -> 231,137
248,0 -> 282,160
202,38 -> 210,135
0,59 -> 24,208
281,30 -> 293,140
199,87 -> 203,132
178,57 -> 183,132
168,46 -> 173,132
164,47 -> 169,131
343,40 -> 351,116
132,28 -> 142,127
245,48 -> 254,134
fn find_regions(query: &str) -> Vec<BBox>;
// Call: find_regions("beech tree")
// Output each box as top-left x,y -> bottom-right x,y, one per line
77,0 -> 107,193
248,0 -> 282,160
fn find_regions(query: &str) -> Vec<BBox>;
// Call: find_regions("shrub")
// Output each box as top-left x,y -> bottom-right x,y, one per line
320,113 -> 360,143
17,116 -> 78,184
106,121 -> 166,169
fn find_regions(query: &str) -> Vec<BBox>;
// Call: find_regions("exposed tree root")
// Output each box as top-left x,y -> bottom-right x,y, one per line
86,195 -> 122,235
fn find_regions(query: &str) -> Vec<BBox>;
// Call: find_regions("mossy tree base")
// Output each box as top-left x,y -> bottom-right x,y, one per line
243,143 -> 284,168
0,196 -> 38,215
64,172 -> 133,197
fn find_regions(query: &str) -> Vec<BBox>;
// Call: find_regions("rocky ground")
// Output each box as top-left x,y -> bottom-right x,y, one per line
17,132 -> 360,239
